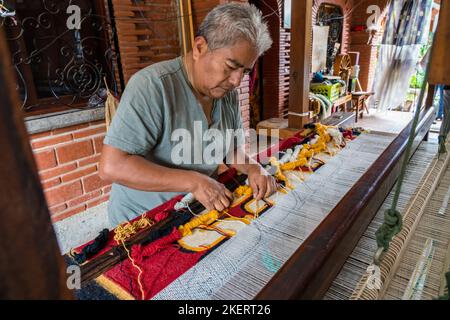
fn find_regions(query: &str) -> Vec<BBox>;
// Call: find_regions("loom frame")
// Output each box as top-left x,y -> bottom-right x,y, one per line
256,106 -> 435,300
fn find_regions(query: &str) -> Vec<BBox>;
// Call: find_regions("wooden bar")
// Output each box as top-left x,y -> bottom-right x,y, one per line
0,28 -> 72,299
287,0 -> 312,128
255,107 -> 435,299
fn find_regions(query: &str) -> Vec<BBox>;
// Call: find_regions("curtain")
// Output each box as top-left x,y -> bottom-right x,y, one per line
370,0 -> 433,111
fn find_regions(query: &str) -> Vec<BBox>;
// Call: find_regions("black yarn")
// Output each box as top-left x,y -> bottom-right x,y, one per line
72,228 -> 110,264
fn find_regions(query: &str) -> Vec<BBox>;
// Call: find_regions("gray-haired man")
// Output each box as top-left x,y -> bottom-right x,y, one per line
99,3 -> 277,226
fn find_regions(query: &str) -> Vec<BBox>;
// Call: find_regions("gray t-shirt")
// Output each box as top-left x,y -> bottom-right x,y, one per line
104,57 -> 244,226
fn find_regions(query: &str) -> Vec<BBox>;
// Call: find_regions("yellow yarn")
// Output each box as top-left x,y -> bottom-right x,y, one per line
113,214 -> 154,300
224,211 -> 253,224
280,157 -> 308,171
178,210 -> 220,237
299,146 -> 313,159
270,157 -> 293,189
198,224 -> 236,237
114,214 -> 154,243
234,185 -> 253,197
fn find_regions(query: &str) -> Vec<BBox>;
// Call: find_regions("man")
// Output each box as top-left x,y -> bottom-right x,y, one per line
99,3 -> 277,226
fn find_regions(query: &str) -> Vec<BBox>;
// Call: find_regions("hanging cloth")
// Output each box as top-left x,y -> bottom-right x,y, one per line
370,0 -> 433,111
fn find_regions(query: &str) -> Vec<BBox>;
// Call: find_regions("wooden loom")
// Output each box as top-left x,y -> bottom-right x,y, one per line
1,1 -> 448,300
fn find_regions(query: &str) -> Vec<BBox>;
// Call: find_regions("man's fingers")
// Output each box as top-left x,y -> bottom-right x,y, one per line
249,179 -> 259,199
256,180 -> 267,200
224,188 -> 233,200
213,200 -> 225,212
219,193 -> 231,208
264,180 -> 273,198
265,177 -> 277,198
202,200 -> 214,211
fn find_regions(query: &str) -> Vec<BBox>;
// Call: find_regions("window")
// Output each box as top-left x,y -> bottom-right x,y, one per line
1,0 -> 119,116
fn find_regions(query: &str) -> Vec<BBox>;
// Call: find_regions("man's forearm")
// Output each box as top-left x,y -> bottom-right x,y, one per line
101,153 -> 199,193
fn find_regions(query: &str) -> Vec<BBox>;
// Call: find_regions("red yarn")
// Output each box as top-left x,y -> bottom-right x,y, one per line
72,195 -> 183,262
131,228 -> 181,264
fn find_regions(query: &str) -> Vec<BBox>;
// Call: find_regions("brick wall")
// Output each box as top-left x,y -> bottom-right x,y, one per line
30,121 -> 109,222
28,0 -> 252,223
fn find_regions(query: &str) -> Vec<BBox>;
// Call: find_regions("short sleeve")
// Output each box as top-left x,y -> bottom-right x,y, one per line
104,72 -> 163,156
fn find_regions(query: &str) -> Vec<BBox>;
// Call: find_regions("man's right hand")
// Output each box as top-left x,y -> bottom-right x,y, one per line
190,173 -> 233,212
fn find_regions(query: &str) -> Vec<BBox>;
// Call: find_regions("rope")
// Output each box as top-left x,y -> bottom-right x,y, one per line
374,30 -> 436,259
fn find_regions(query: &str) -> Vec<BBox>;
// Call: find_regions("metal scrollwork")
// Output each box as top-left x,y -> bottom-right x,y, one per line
0,0 -> 118,112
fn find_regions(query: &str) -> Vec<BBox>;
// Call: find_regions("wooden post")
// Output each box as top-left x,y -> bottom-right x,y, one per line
179,0 -> 195,55
429,0 -> 450,85
287,0 -> 312,128
0,28 -> 72,299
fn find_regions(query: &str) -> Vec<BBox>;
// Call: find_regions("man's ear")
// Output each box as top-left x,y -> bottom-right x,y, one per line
192,36 -> 208,61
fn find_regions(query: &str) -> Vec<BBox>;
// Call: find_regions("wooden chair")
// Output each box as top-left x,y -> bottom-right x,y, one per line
351,91 -> 373,122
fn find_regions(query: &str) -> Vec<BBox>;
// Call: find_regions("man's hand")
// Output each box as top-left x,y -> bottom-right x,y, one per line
247,165 -> 278,200
190,172 -> 233,212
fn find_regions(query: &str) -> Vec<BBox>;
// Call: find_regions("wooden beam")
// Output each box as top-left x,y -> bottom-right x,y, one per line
287,0 -> 312,128
255,107 -> 435,299
179,0 -> 194,55
429,0 -> 450,85
0,28 -> 72,299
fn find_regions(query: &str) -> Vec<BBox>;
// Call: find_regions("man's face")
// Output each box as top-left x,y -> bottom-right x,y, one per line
192,37 -> 258,99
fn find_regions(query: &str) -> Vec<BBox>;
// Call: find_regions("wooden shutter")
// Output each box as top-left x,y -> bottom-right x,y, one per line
108,0 -> 181,85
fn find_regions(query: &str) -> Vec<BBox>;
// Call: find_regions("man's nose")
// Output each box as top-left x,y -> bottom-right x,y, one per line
229,69 -> 243,88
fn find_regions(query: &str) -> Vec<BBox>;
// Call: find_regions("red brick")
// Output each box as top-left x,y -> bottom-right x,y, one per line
102,185 -> 112,194
240,98 -> 250,106
89,120 -> 105,126
78,154 -> 101,167
239,93 -> 249,100
45,180 -> 83,207
39,163 -> 78,180
34,149 -> 57,170
61,165 -> 97,183
93,136 -> 105,154
56,140 -> 94,164
52,205 -> 86,222
72,125 -> 106,139
31,134 -> 72,149
41,177 -> 61,190
52,123 -> 89,135
67,190 -> 102,207
30,131 -> 51,141
239,86 -> 249,94
48,203 -> 68,215
86,195 -> 110,209
83,173 -> 109,193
